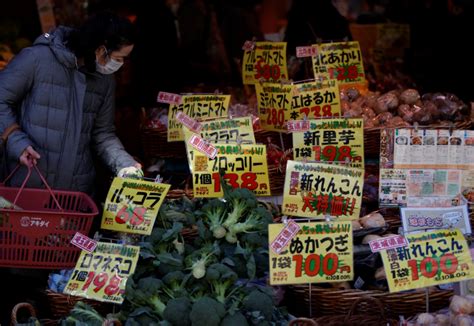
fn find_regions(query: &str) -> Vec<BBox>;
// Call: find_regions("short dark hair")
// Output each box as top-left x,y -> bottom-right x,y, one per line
71,12 -> 136,72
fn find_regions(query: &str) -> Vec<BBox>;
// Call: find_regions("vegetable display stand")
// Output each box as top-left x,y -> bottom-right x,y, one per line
45,289 -> 110,320
313,297 -> 398,326
287,285 -> 453,319
0,165 -> 97,269
140,126 -> 187,159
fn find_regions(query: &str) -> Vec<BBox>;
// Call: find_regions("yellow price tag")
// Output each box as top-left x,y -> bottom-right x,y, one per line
292,118 -> 364,169
242,41 -> 288,85
289,81 -> 341,120
269,222 -> 353,285
192,144 -> 271,197
312,41 -> 366,84
101,177 -> 170,235
167,94 -> 230,142
255,82 -> 293,132
282,161 -> 364,219
64,242 -> 140,303
381,229 -> 474,293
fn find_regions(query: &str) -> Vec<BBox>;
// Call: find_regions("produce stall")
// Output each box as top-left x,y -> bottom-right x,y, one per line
3,17 -> 474,326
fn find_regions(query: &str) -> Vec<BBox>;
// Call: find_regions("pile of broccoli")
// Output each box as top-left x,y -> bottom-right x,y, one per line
119,187 -> 289,326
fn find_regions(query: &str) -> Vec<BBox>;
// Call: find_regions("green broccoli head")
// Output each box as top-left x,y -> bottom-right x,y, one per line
190,296 -> 226,326
163,297 -> 192,326
242,289 -> 274,321
220,312 -> 249,326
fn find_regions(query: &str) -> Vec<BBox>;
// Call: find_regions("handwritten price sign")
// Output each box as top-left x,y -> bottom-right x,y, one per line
292,118 -> 364,169
192,144 -> 270,198
282,161 -> 364,219
255,82 -> 293,132
381,229 -> 474,293
312,41 -> 365,84
168,94 -> 230,142
269,221 -> 353,285
242,42 -> 288,85
101,178 -> 170,235
63,242 -> 140,303
289,81 -> 341,120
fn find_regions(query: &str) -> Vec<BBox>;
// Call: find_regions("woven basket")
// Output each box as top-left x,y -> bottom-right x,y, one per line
140,127 -> 187,159
11,302 -> 37,326
364,119 -> 472,157
45,290 -> 111,320
313,297 -> 398,326
287,285 -> 453,319
255,130 -> 292,150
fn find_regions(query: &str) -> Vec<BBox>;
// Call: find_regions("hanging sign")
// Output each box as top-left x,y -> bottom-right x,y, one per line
64,242 -> 140,303
269,221 -> 353,285
282,161 -> 364,219
101,178 -> 170,235
381,229 -> 474,293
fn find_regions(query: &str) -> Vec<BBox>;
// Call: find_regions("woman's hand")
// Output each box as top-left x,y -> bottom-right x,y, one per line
19,145 -> 41,167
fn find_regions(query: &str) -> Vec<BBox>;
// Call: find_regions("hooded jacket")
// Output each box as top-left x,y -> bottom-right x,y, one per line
0,26 -> 137,194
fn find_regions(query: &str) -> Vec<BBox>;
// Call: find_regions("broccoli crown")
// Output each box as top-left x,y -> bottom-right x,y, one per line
190,296 -> 226,326
137,277 -> 164,294
163,297 -> 192,326
220,312 -> 249,326
162,270 -> 185,288
242,290 -> 274,321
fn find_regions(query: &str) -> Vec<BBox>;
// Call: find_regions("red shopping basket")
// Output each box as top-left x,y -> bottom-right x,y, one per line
0,165 -> 98,269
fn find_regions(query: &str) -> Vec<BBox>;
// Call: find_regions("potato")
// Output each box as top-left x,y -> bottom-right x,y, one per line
400,89 -> 420,105
376,112 -> 393,125
375,92 -> 399,113
362,234 -> 382,244
341,100 -> 351,114
417,313 -> 435,325
360,212 -> 385,228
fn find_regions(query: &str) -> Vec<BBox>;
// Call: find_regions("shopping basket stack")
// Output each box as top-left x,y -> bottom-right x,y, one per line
0,165 -> 98,269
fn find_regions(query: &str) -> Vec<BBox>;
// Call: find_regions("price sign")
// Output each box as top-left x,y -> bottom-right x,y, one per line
255,82 -> 293,132
71,232 -> 97,253
183,116 -> 256,171
168,94 -> 230,142
292,118 -> 364,169
192,144 -> 270,197
289,81 -> 341,120
269,221 -> 353,285
242,41 -> 288,85
296,45 -> 318,58
63,242 -> 140,303
157,91 -> 182,105
381,229 -> 474,293
101,178 -> 170,235
282,161 -> 364,219
312,41 -> 365,84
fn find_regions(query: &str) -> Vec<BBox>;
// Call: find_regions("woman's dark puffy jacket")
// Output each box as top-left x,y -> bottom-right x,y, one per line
0,27 -> 137,194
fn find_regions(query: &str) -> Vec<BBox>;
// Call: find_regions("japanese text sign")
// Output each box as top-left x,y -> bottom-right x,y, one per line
157,91 -> 182,105
64,242 -> 140,303
242,41 -> 288,85
282,161 -> 364,219
269,221 -> 353,285
101,177 -> 170,235
255,82 -> 293,132
381,229 -> 474,293
369,235 -> 408,253
167,94 -> 230,142
176,111 -> 202,133
312,41 -> 365,84
188,135 -> 218,159
289,81 -> 341,120
192,144 -> 270,197
296,45 -> 318,58
292,118 -> 364,169
71,232 -> 97,253
400,206 -> 471,235
183,116 -> 256,170
270,220 -> 301,255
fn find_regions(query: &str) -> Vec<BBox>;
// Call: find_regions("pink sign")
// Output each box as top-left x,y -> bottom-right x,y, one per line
270,220 -> 301,255
369,235 -> 408,253
71,232 -> 98,253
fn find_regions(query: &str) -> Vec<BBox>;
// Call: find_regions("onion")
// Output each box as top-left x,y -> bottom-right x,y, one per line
417,313 -> 435,325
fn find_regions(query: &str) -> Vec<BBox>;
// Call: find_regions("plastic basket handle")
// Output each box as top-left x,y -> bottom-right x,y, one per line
4,164 -> 63,210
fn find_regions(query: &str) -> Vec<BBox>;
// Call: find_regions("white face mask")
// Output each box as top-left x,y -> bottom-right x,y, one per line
96,56 -> 123,75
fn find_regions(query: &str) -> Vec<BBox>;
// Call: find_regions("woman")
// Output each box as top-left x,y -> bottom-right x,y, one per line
0,12 -> 141,194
